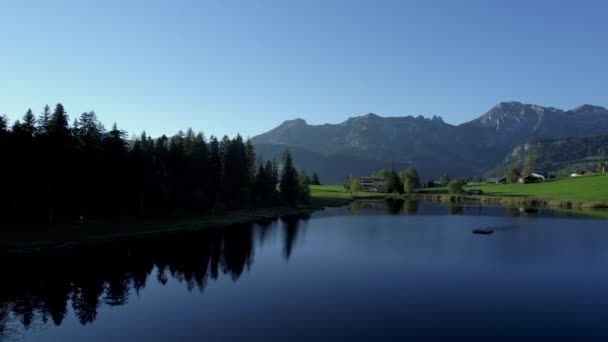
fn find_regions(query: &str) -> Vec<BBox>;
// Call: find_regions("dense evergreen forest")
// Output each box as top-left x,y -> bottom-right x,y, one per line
0,104 -> 311,223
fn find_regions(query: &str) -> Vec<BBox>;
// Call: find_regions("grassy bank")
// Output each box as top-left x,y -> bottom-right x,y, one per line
466,174 -> 608,203
412,174 -> 608,210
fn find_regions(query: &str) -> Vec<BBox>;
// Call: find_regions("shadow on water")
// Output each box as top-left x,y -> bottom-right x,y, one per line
0,217 -> 306,333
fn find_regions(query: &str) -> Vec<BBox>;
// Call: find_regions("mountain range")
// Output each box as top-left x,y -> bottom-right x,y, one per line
251,102 -> 608,184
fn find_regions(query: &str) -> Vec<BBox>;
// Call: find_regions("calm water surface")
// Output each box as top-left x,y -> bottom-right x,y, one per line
2,200 -> 608,341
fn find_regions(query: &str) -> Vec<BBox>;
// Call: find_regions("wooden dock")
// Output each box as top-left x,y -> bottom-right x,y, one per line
472,228 -> 494,235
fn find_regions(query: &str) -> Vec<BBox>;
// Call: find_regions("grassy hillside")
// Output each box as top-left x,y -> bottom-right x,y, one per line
488,135 -> 608,177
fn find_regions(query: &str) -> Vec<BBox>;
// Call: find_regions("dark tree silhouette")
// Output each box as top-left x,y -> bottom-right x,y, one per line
279,150 -> 301,205
311,172 -> 321,185
0,104 -> 318,223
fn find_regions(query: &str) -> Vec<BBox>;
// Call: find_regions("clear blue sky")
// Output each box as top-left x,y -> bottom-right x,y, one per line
1,0 -> 607,138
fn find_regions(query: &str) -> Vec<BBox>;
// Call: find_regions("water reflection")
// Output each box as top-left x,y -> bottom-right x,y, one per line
282,215 -> 308,259
339,199 -> 590,220
0,200 -> 604,340
0,220 -> 303,333
447,203 -> 464,215
403,199 -> 419,214
346,199 -> 420,215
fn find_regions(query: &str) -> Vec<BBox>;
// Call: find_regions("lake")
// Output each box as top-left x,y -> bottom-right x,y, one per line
2,200 -> 608,341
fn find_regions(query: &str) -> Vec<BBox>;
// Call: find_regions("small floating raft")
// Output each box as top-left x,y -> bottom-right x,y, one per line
473,228 -> 494,235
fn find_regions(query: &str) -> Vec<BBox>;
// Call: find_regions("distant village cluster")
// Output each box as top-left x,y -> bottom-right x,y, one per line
349,164 -> 606,195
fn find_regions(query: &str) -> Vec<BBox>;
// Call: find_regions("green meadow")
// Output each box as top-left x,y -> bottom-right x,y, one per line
464,174 -> 608,205
310,185 -> 387,207
313,175 -> 608,208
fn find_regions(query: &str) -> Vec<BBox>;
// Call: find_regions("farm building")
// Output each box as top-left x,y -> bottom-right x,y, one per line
518,173 -> 545,183
356,176 -> 385,192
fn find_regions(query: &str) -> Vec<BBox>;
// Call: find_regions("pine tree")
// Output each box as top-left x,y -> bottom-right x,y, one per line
45,103 -> 72,222
0,115 -> 8,220
131,131 -> 156,216
49,103 -> 69,136
280,150 -> 300,205
207,135 -> 222,208
107,123 -> 127,152
265,160 -> 278,205
187,132 -> 209,210
38,105 -> 51,135
0,115 -> 7,133
311,172 -> 321,185
245,140 -> 257,207
22,109 -> 37,136
102,123 -> 129,215
255,162 -> 277,207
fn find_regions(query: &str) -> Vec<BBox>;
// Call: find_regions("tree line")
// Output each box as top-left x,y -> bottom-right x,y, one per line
342,168 -> 475,195
0,104 -> 312,223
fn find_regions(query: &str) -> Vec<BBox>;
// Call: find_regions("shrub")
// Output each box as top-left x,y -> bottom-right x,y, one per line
448,178 -> 465,194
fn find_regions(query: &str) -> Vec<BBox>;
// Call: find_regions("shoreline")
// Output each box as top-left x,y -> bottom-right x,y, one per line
0,195 -> 388,256
2,192 -> 607,255
402,193 -> 608,210
0,206 -> 316,256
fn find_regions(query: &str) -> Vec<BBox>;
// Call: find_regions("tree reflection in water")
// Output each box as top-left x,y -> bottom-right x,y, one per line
447,203 -> 464,215
282,214 -> 308,260
384,199 -> 419,215
0,219 -> 303,330
346,199 -> 422,215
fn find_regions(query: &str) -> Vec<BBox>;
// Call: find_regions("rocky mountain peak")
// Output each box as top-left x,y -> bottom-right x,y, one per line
570,104 -> 607,113
278,118 -> 308,128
